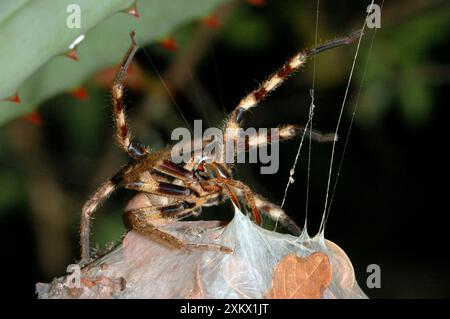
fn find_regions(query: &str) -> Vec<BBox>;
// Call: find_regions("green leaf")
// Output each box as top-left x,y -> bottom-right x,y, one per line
0,0 -> 228,126
0,0 -> 135,99
356,6 -> 450,127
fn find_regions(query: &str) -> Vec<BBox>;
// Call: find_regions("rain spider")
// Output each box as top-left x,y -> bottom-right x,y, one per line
79,30 -> 361,264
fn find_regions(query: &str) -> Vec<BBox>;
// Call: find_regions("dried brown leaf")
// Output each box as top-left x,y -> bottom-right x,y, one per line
266,252 -> 332,299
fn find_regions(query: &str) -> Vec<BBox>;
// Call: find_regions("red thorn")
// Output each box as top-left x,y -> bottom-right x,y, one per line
24,111 -> 42,126
124,1 -> 139,18
4,92 -> 21,104
69,86 -> 89,101
65,49 -> 79,61
201,15 -> 221,29
159,37 -> 178,51
246,0 -> 266,6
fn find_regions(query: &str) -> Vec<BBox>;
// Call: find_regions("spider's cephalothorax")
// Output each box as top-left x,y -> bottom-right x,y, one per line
79,30 -> 361,264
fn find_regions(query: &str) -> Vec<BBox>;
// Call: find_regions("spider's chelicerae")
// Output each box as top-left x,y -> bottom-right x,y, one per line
79,30 -> 361,264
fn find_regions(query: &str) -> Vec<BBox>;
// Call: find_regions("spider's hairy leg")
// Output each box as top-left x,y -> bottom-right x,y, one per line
112,31 -> 150,159
80,176 -> 120,263
125,179 -> 196,197
278,125 -> 337,143
305,30 -> 362,56
283,125 -> 337,143
237,124 -> 337,154
155,160 -> 195,180
223,30 -> 362,157
228,184 -> 302,235
125,202 -> 197,224
126,206 -> 232,253
254,195 -> 302,236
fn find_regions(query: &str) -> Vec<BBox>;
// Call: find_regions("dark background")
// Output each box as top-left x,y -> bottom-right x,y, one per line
0,0 -> 449,298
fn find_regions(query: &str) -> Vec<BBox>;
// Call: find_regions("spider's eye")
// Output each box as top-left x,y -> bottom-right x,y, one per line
194,162 -> 209,180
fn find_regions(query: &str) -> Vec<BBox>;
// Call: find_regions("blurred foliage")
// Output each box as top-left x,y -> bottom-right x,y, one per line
220,5 -> 274,51
0,170 -> 23,212
357,6 -> 450,126
0,0 -> 135,100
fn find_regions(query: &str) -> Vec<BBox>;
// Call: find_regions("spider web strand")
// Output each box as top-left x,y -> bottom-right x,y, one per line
323,1 -> 383,228
318,1 -> 375,235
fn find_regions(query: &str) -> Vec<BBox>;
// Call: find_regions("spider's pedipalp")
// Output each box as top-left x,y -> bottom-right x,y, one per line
218,178 -> 262,225
227,182 -> 303,235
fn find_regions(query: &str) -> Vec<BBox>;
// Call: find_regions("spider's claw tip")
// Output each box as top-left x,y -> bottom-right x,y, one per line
347,29 -> 364,43
129,30 -> 137,44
